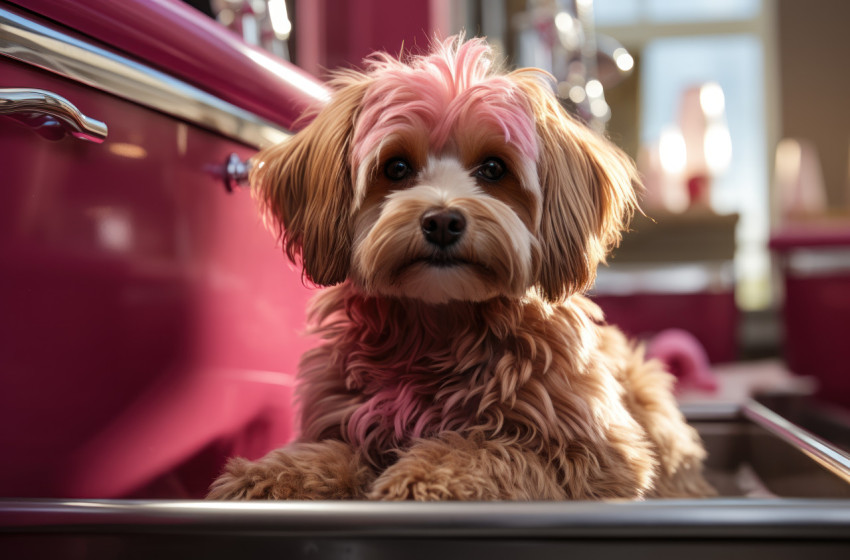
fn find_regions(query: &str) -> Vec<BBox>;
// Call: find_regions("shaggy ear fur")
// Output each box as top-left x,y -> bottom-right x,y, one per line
250,76 -> 371,286
511,70 -> 641,302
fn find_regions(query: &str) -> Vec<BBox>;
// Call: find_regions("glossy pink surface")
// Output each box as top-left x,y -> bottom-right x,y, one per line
770,227 -> 850,407
780,272 -> 850,408
1,56 -> 316,498
297,0 -> 434,78
9,0 -> 328,130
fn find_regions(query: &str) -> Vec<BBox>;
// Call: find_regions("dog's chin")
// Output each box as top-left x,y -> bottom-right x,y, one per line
372,258 -> 510,304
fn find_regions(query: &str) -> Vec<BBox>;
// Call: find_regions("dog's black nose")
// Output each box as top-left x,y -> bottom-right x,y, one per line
421,208 -> 466,248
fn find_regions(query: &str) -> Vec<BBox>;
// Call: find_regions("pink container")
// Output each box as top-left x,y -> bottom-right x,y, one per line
770,227 -> 850,408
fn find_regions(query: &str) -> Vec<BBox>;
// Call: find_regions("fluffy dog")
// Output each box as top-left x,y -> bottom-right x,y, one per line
208,37 -> 714,501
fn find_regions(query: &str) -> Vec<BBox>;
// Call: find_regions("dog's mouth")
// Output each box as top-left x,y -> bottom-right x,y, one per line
414,254 -> 471,269
395,253 -> 494,278
379,249 -> 506,302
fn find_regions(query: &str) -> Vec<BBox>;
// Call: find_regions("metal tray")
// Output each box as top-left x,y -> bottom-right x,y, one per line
2,398 -> 849,559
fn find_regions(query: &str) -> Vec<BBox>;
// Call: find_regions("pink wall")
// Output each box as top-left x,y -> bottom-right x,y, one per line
297,0 -> 445,78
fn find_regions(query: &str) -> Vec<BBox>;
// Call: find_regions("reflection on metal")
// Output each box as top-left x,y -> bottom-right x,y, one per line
0,7 -> 290,148
515,0 -> 634,132
224,152 -> 253,192
743,399 -> 850,485
215,0 -> 293,62
2,497 -> 850,538
87,206 -> 133,252
107,142 -> 148,160
0,87 -> 108,142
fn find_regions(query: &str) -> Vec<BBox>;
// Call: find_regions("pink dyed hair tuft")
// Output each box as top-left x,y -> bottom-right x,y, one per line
351,36 -> 539,172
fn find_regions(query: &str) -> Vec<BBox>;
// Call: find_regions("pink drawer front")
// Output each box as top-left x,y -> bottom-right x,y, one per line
0,56 -> 313,498
781,272 -> 850,407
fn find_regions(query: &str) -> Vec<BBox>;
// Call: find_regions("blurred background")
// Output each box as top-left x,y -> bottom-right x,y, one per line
201,0 -> 850,405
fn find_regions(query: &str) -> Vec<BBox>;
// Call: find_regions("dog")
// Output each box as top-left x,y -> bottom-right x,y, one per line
207,36 -> 714,501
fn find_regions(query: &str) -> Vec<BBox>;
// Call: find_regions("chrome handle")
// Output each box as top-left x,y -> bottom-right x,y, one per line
224,152 -> 253,192
0,88 -> 108,143
743,399 -> 850,485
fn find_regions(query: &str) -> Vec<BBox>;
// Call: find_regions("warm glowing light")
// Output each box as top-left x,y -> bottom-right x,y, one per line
700,82 -> 725,119
704,122 -> 732,174
590,99 -> 609,118
108,142 -> 147,159
613,47 -> 634,72
217,9 -> 234,27
775,138 -> 827,215
268,0 -> 292,40
244,49 -> 331,102
554,12 -> 573,33
568,85 -> 587,104
585,79 -> 603,98
775,138 -> 802,186
659,126 -> 687,175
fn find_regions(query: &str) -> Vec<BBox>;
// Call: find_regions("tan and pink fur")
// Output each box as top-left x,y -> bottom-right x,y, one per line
208,37 -> 714,501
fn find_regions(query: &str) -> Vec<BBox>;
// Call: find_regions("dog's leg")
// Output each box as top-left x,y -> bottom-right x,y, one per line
368,432 -> 566,501
207,440 -> 374,500
614,342 -> 716,498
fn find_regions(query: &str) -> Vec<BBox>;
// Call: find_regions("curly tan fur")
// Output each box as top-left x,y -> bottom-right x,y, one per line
208,36 -> 714,501
210,288 -> 713,501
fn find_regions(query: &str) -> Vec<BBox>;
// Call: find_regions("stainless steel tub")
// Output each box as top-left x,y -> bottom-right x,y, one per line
688,398 -> 850,498
2,397 -> 849,559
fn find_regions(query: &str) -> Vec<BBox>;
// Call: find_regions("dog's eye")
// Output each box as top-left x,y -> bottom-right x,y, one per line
384,158 -> 412,181
476,158 -> 506,182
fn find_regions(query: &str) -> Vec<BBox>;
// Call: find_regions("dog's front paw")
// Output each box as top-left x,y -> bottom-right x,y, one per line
367,436 -> 500,501
207,457 -> 279,500
207,441 -> 373,500
369,462 -> 484,501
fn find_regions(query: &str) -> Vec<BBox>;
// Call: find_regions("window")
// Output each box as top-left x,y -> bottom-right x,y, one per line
595,0 -> 774,309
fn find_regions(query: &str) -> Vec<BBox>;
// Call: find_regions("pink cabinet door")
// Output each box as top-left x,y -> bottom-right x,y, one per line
0,11 -> 317,498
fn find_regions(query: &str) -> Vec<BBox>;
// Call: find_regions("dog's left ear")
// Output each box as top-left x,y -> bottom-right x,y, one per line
511,70 -> 641,302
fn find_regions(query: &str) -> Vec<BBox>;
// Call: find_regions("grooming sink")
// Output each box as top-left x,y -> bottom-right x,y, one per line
2,397 -> 849,559
690,398 -> 850,499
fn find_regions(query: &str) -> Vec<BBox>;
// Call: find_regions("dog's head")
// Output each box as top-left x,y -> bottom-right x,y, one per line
253,36 -> 639,304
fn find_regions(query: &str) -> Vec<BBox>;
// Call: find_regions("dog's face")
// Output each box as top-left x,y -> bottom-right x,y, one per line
253,37 -> 639,304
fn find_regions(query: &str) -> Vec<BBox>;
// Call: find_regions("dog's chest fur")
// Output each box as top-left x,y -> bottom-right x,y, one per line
297,283 -> 618,468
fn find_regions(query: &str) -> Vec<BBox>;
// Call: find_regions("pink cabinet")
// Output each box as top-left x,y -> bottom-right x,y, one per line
0,1 -> 326,498
770,228 -> 850,408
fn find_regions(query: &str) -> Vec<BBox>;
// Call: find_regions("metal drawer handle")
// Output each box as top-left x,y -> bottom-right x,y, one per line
224,152 -> 253,192
0,88 -> 108,143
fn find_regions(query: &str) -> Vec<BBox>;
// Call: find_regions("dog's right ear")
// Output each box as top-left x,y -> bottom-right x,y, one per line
510,70 -> 640,302
250,76 -> 371,286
